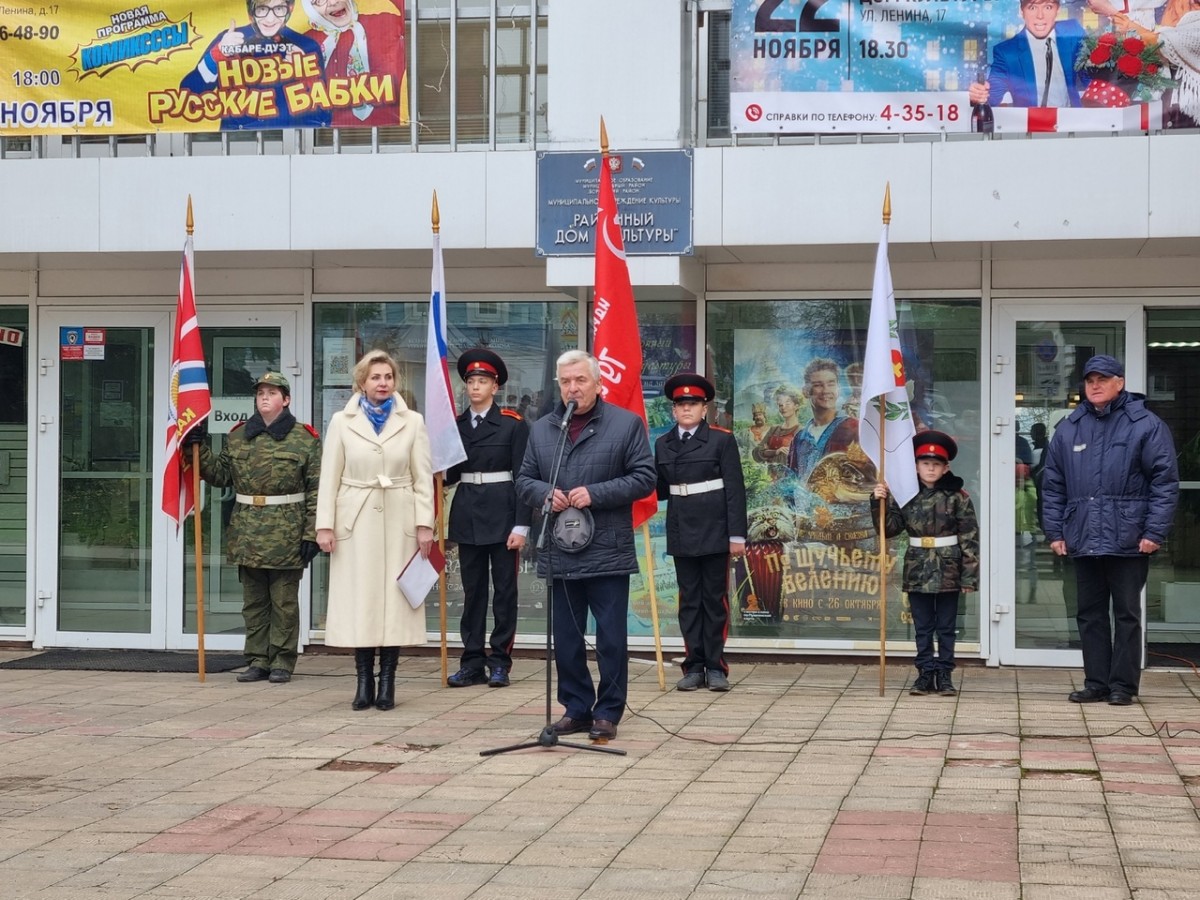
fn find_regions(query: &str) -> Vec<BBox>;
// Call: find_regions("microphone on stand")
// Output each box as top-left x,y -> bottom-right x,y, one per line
559,399 -> 577,430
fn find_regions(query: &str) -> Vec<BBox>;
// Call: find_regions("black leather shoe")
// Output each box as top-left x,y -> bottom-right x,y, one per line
588,719 -> 618,741
1108,691 -> 1135,706
237,666 -> 270,683
551,716 -> 592,735
446,667 -> 488,687
676,671 -> 705,691
487,668 -> 510,688
1069,688 -> 1110,703
268,668 -> 291,684
706,670 -> 731,692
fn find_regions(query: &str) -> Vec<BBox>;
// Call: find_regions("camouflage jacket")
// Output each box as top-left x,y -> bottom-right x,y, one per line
874,471 -> 980,593
197,410 -> 321,569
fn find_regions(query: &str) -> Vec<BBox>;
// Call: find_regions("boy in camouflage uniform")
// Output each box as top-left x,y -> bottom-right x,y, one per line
871,431 -> 979,696
185,373 -> 322,683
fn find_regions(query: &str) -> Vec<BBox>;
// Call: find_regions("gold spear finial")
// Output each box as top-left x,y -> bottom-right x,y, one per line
882,182 -> 892,226
186,194 -> 194,236
600,116 -> 609,157
432,190 -> 440,234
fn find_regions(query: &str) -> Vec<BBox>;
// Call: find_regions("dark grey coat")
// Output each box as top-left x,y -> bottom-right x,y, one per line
516,397 -> 657,580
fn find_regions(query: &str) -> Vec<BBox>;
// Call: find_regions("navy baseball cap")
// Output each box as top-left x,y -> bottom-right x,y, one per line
1082,354 -> 1124,378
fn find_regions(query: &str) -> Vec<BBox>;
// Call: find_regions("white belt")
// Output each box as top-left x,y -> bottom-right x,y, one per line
913,535 -> 958,549
235,492 -> 306,507
669,479 -> 724,497
459,471 -> 513,485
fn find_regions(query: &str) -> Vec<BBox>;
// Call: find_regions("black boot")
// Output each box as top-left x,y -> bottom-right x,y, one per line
909,671 -> 935,695
376,646 -> 400,710
352,648 -> 376,711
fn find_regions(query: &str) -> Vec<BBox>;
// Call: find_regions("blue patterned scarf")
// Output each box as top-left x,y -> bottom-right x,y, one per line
359,395 -> 394,434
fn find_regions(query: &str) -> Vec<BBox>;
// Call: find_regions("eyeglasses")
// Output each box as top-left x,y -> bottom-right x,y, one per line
252,3 -> 290,17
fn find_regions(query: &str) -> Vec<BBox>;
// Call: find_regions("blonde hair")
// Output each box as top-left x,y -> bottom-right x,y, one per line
353,349 -> 400,394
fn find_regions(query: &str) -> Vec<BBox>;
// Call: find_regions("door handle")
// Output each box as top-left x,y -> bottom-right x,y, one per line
37,590 -> 52,609
39,415 -> 54,433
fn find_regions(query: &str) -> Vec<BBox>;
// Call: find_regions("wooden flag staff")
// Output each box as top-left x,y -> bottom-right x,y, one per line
432,190 -> 452,688
187,196 -> 208,684
877,184 -> 891,698
601,116 -> 666,692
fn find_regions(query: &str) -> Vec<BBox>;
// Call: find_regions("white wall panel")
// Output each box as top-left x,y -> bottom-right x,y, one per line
931,136 -> 1151,243
484,152 -> 536,253
719,144 -> 935,246
693,148 -> 723,248
0,270 -> 31,296
291,153 -> 488,251
0,160 -> 101,253
98,157 -> 291,252
1148,136 -> 1200,239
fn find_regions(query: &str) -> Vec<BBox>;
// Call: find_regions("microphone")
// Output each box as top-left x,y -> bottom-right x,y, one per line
560,399 -> 577,430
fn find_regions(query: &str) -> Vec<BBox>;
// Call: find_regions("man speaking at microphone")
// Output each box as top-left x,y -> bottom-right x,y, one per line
517,350 -> 656,742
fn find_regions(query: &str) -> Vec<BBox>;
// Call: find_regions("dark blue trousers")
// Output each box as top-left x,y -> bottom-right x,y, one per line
909,591 -> 959,674
1074,555 -> 1148,696
552,575 -> 629,724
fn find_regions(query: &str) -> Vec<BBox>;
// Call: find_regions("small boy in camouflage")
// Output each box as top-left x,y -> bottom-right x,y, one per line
872,430 -> 979,696
185,372 -> 321,684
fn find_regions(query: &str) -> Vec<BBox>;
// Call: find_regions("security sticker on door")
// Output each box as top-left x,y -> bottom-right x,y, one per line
60,327 -> 106,361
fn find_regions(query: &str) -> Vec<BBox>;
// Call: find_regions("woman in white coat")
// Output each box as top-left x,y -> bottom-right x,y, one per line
316,350 -> 435,711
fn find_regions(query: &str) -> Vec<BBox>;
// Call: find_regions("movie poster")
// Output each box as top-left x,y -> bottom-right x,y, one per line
731,328 -> 912,639
0,0 -> 408,134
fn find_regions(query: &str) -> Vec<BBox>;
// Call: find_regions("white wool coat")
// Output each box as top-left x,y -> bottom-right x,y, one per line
317,392 -> 434,647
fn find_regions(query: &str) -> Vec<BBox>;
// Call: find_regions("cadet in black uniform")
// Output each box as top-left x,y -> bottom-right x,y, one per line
655,374 -> 748,692
445,349 -> 530,687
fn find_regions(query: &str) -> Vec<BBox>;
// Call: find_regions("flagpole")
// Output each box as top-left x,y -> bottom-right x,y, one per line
187,196 -> 207,684
600,116 -> 666,692
877,184 -> 891,698
432,191 -> 451,687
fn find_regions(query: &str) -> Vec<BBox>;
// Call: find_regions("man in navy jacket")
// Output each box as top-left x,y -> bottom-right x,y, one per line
516,350 -> 656,742
1041,355 -> 1178,706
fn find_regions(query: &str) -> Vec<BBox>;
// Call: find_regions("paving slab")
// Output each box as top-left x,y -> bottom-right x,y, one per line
2,654 -> 1200,898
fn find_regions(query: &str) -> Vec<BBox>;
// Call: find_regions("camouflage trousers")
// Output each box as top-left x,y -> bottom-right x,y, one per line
239,566 -> 302,673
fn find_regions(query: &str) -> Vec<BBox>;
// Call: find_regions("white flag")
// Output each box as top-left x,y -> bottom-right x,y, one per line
424,232 -> 467,473
858,223 -> 919,507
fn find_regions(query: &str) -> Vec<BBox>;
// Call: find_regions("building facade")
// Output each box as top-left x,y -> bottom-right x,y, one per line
1,0 -> 1197,675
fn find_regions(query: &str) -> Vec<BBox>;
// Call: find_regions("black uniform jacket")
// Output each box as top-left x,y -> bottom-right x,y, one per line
655,421 -> 748,558
446,404 -> 531,545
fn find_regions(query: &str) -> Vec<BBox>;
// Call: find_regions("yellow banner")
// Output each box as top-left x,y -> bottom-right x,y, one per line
0,0 -> 408,134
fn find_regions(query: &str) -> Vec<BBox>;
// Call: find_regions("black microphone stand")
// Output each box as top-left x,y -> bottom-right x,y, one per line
481,401 -> 625,757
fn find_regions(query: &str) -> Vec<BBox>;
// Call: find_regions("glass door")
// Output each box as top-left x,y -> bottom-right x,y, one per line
172,308 -> 299,650
35,307 -> 300,651
991,304 -> 1143,667
35,310 -> 172,648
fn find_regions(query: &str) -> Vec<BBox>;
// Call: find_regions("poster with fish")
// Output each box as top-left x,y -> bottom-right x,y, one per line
732,329 -> 912,639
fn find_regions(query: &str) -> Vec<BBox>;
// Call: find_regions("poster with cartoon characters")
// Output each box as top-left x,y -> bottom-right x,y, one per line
0,0 -> 408,134
732,329 -> 911,639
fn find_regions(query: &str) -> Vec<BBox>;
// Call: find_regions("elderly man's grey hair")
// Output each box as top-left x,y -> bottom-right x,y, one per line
556,349 -> 601,381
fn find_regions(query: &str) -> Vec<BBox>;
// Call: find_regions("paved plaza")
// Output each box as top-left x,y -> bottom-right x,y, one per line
2,651 -> 1200,899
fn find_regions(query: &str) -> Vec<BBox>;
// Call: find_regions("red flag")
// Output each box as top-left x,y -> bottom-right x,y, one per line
593,152 -> 657,529
162,233 -> 212,527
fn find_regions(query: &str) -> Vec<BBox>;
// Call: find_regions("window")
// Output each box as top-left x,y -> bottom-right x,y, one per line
707,298 -> 983,646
